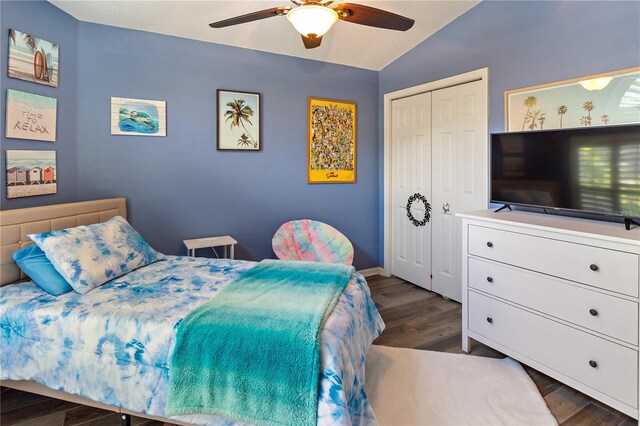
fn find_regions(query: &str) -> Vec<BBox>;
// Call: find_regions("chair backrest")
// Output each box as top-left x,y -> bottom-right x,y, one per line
272,219 -> 354,265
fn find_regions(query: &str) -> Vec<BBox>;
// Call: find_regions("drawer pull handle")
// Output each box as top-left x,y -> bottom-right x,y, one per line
486,317 -> 493,324
486,242 -> 493,248
589,308 -> 598,317
486,277 -> 493,283
589,264 -> 599,272
589,360 -> 598,368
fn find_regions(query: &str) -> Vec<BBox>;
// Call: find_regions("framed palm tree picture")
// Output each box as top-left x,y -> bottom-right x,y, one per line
217,90 -> 261,150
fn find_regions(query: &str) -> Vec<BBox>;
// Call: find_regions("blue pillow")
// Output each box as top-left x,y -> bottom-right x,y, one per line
12,244 -> 73,296
29,216 -> 162,294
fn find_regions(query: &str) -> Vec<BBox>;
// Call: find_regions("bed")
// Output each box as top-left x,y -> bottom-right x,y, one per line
0,199 -> 385,425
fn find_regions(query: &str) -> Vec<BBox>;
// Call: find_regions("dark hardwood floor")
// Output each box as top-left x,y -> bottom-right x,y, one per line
1,274 -> 637,425
368,274 -> 637,426
0,385 -> 163,425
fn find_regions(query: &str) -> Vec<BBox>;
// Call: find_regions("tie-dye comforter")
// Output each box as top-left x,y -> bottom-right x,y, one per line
0,256 -> 385,425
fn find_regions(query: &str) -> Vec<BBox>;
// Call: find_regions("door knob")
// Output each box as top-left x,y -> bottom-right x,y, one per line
443,203 -> 450,214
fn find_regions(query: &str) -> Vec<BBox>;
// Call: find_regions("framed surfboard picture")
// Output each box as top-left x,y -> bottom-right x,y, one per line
8,29 -> 59,87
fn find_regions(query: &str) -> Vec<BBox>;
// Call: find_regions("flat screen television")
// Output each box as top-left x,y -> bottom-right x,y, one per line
491,124 -> 640,220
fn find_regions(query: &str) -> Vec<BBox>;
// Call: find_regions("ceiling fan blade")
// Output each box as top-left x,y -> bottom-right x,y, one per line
333,3 -> 414,31
209,7 -> 291,28
301,35 -> 323,49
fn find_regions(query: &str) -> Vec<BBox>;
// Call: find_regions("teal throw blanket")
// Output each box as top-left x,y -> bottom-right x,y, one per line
166,259 -> 354,426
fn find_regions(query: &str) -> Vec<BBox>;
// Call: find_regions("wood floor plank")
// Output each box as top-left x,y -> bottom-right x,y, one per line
63,404 -> 120,425
544,385 -> 592,423
70,413 -> 122,426
526,368 -> 564,397
417,331 -> 463,352
0,388 -> 51,413
563,402 -> 625,426
1,398 -> 79,425
619,417 -> 640,426
14,411 -> 66,426
131,416 -> 164,426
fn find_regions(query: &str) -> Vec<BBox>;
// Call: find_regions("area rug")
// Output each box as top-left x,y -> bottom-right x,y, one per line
365,345 -> 557,425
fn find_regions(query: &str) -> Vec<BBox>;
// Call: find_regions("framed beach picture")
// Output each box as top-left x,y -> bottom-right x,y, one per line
5,89 -> 57,142
111,97 -> 167,136
8,29 -> 59,87
6,150 -> 57,199
308,97 -> 356,184
217,89 -> 261,151
505,66 -> 640,132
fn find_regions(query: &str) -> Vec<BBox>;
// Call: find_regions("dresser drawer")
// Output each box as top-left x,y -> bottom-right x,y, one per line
468,225 -> 639,297
469,291 -> 638,408
468,257 -> 638,344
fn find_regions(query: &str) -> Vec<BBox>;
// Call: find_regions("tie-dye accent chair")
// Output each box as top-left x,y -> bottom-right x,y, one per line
272,219 -> 354,265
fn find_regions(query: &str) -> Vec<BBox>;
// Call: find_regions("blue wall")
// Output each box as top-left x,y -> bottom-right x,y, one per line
378,0 -> 640,262
74,23 -> 379,268
0,0 -> 78,208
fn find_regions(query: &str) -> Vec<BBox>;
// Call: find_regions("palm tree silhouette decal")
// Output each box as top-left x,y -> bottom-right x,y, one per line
522,96 -> 538,131
581,101 -> 595,126
537,113 -> 546,129
556,105 -> 568,128
225,99 -> 257,148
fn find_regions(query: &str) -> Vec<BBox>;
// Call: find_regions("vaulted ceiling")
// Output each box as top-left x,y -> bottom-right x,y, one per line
49,0 -> 479,70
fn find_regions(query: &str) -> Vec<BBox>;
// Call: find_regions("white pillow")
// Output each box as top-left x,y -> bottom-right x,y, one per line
29,216 -> 162,294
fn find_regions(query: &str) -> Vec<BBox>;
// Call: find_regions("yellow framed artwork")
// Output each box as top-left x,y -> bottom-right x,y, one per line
308,97 -> 357,184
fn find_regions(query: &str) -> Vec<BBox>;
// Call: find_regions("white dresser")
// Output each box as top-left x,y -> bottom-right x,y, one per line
459,210 -> 640,418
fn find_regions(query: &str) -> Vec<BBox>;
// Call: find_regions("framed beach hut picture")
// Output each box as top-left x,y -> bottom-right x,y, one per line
8,29 -> 59,87
111,97 -> 167,136
308,97 -> 357,184
6,150 -> 57,199
5,89 -> 57,142
217,90 -> 261,151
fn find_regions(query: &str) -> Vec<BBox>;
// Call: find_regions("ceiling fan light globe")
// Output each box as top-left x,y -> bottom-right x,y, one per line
287,5 -> 338,38
579,76 -> 613,91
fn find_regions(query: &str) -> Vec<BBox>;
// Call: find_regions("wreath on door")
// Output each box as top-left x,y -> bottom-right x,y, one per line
406,193 -> 431,226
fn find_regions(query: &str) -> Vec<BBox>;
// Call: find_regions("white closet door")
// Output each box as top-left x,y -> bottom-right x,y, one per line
391,93 -> 432,289
431,80 -> 487,301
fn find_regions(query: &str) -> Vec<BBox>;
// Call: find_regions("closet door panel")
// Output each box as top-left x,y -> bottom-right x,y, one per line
432,80 -> 487,301
390,93 -> 432,289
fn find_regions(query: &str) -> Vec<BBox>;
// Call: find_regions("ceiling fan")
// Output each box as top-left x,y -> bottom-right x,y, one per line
209,0 -> 415,49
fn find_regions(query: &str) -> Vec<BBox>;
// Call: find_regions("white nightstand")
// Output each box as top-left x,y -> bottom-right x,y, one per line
183,235 -> 237,259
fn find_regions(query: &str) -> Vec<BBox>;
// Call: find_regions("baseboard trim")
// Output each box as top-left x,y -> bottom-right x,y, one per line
357,267 -> 385,277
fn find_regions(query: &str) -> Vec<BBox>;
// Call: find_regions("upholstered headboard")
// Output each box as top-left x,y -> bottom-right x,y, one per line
0,198 -> 126,286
